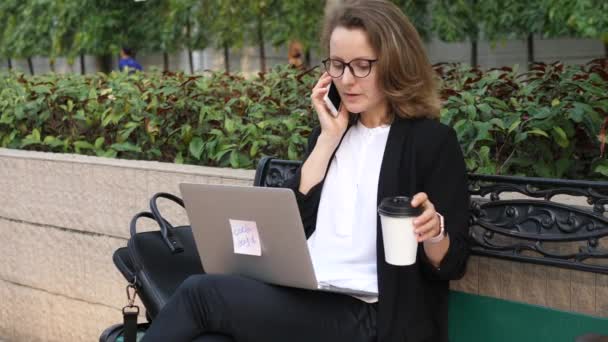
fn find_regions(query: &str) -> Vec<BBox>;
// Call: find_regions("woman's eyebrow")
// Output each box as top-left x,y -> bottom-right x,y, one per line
329,56 -> 376,61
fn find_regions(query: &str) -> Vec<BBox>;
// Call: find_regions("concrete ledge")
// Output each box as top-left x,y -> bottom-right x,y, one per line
0,217 -> 129,309
0,278 -> 122,342
0,148 -> 254,180
0,148 -> 255,239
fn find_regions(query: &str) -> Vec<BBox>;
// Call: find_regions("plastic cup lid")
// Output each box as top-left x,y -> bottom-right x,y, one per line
378,196 -> 422,217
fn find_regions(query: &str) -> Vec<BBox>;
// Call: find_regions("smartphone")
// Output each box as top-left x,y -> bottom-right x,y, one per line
323,81 -> 342,117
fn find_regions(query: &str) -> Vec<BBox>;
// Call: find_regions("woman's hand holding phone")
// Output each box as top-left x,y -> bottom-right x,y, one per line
311,72 -> 349,141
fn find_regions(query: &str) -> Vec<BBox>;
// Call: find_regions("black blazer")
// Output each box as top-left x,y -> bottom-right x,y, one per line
285,116 -> 471,342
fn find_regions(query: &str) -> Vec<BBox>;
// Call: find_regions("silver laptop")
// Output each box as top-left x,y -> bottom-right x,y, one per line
179,183 -> 378,297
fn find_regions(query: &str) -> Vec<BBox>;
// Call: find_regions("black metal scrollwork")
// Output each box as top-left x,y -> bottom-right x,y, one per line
254,158 -> 608,274
469,174 -> 608,273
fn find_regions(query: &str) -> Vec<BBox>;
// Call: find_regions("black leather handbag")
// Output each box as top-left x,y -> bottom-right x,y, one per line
126,192 -> 204,318
102,192 -> 235,342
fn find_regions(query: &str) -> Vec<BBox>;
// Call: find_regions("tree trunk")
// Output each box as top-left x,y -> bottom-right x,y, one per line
163,52 -> 169,72
305,49 -> 311,68
7,58 -> 12,70
27,57 -> 34,75
49,59 -> 55,73
188,50 -> 194,74
80,54 -> 86,75
257,15 -> 266,73
471,40 -> 478,67
186,18 -> 194,74
96,54 -> 113,73
224,44 -> 230,73
527,33 -> 535,66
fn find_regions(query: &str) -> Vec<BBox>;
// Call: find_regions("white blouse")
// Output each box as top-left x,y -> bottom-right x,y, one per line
307,120 -> 390,301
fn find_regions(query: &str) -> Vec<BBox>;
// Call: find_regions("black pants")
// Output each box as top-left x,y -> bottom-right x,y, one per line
141,274 -> 377,342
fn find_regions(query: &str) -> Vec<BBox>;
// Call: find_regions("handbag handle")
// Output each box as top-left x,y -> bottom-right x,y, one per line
149,192 -> 185,254
129,211 -> 159,237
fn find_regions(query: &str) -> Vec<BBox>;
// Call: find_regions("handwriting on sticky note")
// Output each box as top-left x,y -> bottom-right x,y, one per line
229,219 -> 262,256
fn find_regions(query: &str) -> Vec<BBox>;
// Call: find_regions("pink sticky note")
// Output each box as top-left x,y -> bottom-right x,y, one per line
228,219 -> 262,256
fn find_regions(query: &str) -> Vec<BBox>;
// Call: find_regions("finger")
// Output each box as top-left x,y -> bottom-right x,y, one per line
311,86 -> 328,100
416,222 -> 440,242
313,73 -> 333,90
413,209 -> 435,227
414,216 -> 438,235
311,92 -> 332,118
418,229 -> 440,242
410,192 -> 428,208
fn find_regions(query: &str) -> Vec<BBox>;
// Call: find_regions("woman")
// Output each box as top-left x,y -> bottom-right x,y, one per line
142,1 -> 469,341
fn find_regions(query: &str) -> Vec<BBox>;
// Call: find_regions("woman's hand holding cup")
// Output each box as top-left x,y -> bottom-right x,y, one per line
411,192 -> 441,243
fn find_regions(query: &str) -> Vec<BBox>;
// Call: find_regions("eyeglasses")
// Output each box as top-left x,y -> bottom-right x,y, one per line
322,58 -> 378,78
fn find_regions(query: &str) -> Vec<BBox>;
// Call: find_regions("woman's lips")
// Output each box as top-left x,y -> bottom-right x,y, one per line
344,93 -> 360,100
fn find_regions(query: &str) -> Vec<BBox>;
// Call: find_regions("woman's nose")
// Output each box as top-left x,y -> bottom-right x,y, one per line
341,66 -> 355,85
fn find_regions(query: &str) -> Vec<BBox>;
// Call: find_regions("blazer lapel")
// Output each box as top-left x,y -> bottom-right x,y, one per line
376,118 -> 413,300
377,118 -> 412,204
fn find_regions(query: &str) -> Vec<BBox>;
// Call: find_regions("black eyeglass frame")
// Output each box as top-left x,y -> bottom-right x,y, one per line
322,58 -> 379,78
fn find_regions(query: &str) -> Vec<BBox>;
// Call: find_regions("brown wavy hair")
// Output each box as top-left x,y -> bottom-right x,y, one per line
321,0 -> 440,119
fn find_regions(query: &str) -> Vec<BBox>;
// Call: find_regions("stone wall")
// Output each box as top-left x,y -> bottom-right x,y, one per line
0,148 -> 254,341
0,148 -> 606,341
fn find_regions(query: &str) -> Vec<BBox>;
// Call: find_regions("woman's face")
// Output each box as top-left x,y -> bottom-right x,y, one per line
328,26 -> 387,117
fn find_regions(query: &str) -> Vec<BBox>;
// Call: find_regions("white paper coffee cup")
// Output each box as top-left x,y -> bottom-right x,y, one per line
378,196 -> 422,266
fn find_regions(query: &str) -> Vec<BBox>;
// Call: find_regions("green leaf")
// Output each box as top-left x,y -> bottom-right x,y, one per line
464,105 -> 477,120
0,112 -> 14,124
110,142 -> 141,153
229,150 -> 239,168
88,88 -> 98,99
462,92 -> 474,105
288,143 -> 298,160
74,109 -> 87,122
225,118 -> 236,134
477,103 -> 493,115
118,122 -> 139,142
32,129 -> 41,142
527,129 -> 549,138
43,136 -> 64,148
533,162 -> 553,178
554,158 -> 572,178
21,129 -> 41,147
189,137 -> 205,160
100,149 -> 118,158
174,152 -> 184,164
593,160 -> 608,177
94,137 -> 105,149
473,122 -> 492,142
552,126 -> 569,148
250,141 -> 260,157
508,119 -> 521,134
489,118 -> 504,130
32,85 -> 51,94
514,132 -> 528,144
74,140 -> 95,150
569,102 -> 594,123
530,107 -> 552,120
100,108 -> 114,127
283,118 -> 297,131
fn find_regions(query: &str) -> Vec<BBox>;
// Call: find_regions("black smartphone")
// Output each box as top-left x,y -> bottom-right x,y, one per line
323,81 -> 342,117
